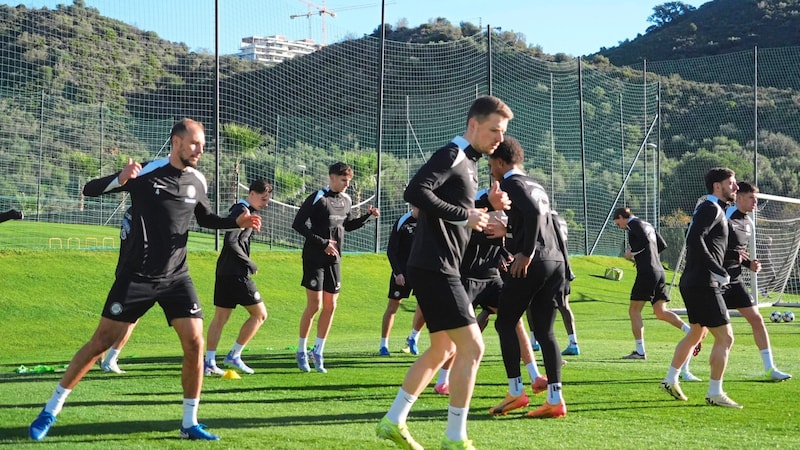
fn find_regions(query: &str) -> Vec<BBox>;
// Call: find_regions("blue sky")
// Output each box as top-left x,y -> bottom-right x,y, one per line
14,0 -> 709,56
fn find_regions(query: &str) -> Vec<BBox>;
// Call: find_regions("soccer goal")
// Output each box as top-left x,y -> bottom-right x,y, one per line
667,192 -> 800,311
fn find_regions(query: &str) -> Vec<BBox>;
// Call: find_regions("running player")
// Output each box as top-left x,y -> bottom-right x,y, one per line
380,206 -> 419,356
0,208 -> 23,223
723,182 -> 791,381
660,167 -> 741,408
28,118 -> 262,441
292,162 -> 379,373
376,95 -> 512,450
205,179 -> 272,375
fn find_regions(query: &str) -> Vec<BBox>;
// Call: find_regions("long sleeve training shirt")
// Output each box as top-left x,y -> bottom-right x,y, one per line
386,211 -> 417,277
680,195 -> 729,288
216,200 -> 258,277
83,158 -> 238,281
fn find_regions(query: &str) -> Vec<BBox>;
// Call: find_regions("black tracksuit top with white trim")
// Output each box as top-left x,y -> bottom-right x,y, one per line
405,138 -> 480,277
626,217 -> 667,275
83,158 -> 238,281
724,206 -> 754,284
500,172 -> 563,263
680,197 -> 729,288
216,201 -> 258,277
386,211 -> 417,277
292,187 -> 373,265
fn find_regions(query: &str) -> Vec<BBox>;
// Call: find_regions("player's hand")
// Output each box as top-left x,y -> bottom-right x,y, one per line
236,209 -> 262,231
394,273 -> 406,286
484,215 -> 507,238
624,249 -> 633,260
710,271 -> 730,287
118,157 -> 142,185
325,240 -> 340,257
368,205 -> 380,217
750,258 -> 762,273
488,180 -> 511,211
466,208 -> 489,232
510,252 -> 531,278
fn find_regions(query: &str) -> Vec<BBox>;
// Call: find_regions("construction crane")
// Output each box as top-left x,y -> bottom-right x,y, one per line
290,0 -> 336,46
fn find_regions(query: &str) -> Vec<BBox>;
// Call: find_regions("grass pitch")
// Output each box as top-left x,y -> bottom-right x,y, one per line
0,247 -> 798,448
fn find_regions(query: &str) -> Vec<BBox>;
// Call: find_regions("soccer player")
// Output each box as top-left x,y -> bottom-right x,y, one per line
487,136 -> 567,419
292,162 -> 379,373
28,118 -> 262,441
613,207 -> 701,380
660,167 -> 741,408
0,208 -> 23,223
376,95 -> 512,450
204,179 -> 273,375
723,182 -> 791,381
380,206 -> 419,356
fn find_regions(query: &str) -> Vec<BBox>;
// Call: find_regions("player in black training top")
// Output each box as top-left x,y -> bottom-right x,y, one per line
723,182 -> 791,381
379,206 -> 421,356
661,167 -> 742,408
613,207 -> 695,370
487,136 -> 567,419
205,179 -> 273,376
29,118 -> 262,442
376,95 -> 512,450
292,161 -> 379,374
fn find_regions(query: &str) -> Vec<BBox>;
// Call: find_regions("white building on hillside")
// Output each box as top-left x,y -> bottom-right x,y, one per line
235,35 -> 321,66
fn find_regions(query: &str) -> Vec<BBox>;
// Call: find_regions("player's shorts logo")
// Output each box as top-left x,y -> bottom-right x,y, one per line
393,290 -> 401,298
109,302 -> 123,315
310,279 -> 318,288
254,291 -> 261,301
335,282 -> 341,291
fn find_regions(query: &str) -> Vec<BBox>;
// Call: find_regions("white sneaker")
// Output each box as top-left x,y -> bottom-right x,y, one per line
681,371 -> 702,382
204,361 -> 225,376
706,393 -> 743,408
101,360 -> 126,374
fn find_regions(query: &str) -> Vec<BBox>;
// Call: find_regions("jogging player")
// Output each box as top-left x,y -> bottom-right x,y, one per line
205,179 -> 273,376
723,182 -> 791,381
376,95 -> 512,450
28,118 -> 262,441
660,167 -> 741,408
293,162 -> 379,373
379,206 -> 419,356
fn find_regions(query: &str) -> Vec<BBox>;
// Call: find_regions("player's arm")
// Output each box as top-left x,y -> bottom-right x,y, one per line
404,147 -> 468,223
291,192 -> 329,248
386,220 -> 404,275
83,158 -> 141,197
344,205 -> 379,231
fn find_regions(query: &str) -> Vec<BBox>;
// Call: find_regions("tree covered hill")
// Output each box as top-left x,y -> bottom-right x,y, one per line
598,0 -> 800,65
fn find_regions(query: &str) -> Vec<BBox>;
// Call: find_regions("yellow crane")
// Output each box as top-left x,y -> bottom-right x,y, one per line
290,0 -> 336,46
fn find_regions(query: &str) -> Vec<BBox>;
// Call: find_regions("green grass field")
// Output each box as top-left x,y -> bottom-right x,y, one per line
1,244 -> 799,448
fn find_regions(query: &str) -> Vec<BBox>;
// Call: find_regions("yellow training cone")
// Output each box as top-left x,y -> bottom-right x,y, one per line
222,369 -> 241,379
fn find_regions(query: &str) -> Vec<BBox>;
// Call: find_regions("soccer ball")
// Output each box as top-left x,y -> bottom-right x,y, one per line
770,311 -> 783,323
783,311 -> 796,323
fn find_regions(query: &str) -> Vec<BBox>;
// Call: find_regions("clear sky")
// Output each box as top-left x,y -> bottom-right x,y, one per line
14,0 -> 709,56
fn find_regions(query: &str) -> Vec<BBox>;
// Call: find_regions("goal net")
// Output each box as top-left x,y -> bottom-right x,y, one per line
667,192 -> 800,310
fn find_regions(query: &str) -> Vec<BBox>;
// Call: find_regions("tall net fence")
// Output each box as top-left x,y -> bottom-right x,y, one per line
2,2 -> 800,283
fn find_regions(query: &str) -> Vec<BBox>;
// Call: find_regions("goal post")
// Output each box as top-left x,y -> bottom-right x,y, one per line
667,192 -> 800,311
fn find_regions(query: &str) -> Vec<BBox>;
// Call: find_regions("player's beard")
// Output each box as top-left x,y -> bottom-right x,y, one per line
181,156 -> 199,169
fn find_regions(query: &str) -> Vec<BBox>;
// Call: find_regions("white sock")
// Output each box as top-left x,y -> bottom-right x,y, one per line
681,323 -> 691,333
445,405 -> 468,441
314,337 -> 326,355
409,329 -> 420,341
231,342 -> 245,358
298,338 -> 308,353
380,337 -> 389,348
547,383 -> 563,405
760,348 -> 775,371
707,379 -> 723,397
386,388 -> 417,424
508,376 -> 524,397
525,361 -> 541,380
681,358 -> 692,373
635,339 -> 645,355
567,334 -> 577,346
104,347 -> 121,365
182,398 -> 199,429
44,384 -> 72,416
529,331 -> 536,343
437,368 -> 450,386
205,350 -> 217,364
665,366 -> 680,384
